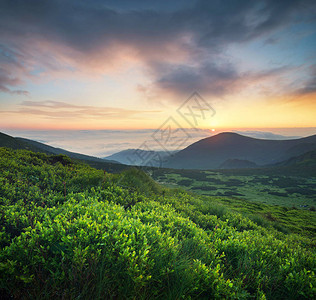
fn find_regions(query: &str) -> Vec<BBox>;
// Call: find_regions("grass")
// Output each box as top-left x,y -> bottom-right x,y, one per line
151,168 -> 316,208
148,167 -> 316,239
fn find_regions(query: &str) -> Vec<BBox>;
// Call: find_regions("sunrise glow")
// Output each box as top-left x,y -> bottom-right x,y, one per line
0,0 -> 315,134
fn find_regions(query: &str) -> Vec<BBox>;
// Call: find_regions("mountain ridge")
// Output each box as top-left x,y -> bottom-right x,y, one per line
104,148 -> 178,166
0,132 -> 127,173
164,132 -> 316,169
2,131 -> 316,171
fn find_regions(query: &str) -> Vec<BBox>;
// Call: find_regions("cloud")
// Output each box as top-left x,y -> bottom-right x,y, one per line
0,45 -> 29,95
0,0 -> 315,98
233,130 -> 301,140
295,64 -> 316,95
1,100 -> 160,119
149,61 -> 239,99
148,61 -> 297,100
2,127 -> 213,157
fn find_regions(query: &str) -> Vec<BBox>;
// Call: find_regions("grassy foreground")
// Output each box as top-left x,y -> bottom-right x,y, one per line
0,148 -> 315,299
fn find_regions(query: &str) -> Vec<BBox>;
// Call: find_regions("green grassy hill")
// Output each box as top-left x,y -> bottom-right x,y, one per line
0,132 -> 47,152
0,132 -> 127,173
0,147 -> 315,299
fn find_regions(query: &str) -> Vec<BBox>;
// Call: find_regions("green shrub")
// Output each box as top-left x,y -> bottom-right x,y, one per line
0,148 -> 315,299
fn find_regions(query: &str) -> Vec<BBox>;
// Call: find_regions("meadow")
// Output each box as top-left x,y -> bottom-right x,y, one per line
0,147 -> 315,299
149,168 -> 316,238
150,168 -> 316,208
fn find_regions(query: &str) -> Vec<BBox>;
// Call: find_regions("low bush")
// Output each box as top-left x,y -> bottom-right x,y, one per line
0,148 -> 315,299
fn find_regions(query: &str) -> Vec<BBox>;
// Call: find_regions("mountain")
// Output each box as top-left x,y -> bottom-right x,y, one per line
0,132 -> 126,172
16,137 -> 119,163
270,149 -> 316,167
164,132 -> 316,170
0,131 -> 43,152
104,149 -> 177,167
219,159 -> 257,169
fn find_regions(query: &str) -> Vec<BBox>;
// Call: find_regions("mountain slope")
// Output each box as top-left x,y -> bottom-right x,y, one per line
0,147 -> 315,299
219,158 -> 258,169
270,149 -> 316,167
16,137 -> 118,163
0,132 -> 126,172
164,132 -> 316,169
0,132 -> 46,152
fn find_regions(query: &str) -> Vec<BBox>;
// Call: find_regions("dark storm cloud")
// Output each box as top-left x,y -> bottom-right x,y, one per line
0,0 -> 315,96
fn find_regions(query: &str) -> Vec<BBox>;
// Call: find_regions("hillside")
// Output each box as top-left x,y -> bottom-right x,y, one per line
270,149 -> 316,167
219,159 -> 258,169
0,147 -> 315,299
17,137 -> 119,163
0,132 -> 47,152
165,132 -> 316,169
0,132 -> 126,173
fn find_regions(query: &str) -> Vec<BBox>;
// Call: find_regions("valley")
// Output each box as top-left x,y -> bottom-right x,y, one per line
151,168 -> 316,208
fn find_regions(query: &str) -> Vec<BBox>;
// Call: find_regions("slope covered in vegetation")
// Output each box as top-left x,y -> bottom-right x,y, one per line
0,131 -> 127,173
150,167 -> 316,237
0,148 -> 315,299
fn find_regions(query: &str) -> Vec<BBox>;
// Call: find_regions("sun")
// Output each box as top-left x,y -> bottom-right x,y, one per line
211,129 -> 216,132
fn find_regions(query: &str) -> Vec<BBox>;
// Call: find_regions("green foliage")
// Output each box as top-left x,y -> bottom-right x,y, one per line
152,167 -> 316,238
114,167 -> 163,196
0,147 -> 315,299
152,167 -> 316,208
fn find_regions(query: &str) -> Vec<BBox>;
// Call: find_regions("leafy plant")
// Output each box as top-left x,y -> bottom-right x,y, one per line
0,148 -> 315,299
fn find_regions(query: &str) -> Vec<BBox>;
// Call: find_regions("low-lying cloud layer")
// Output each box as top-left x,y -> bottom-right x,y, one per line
3,128 -> 214,157
4,128 -> 314,157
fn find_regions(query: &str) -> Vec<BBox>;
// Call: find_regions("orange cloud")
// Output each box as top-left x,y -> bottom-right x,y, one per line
1,100 -> 161,120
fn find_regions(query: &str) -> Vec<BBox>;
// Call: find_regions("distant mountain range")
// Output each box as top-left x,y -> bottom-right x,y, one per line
104,149 -> 177,167
163,132 -> 316,169
2,131 -> 316,171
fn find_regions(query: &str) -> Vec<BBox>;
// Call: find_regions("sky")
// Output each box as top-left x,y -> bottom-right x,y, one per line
1,0 -> 316,145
